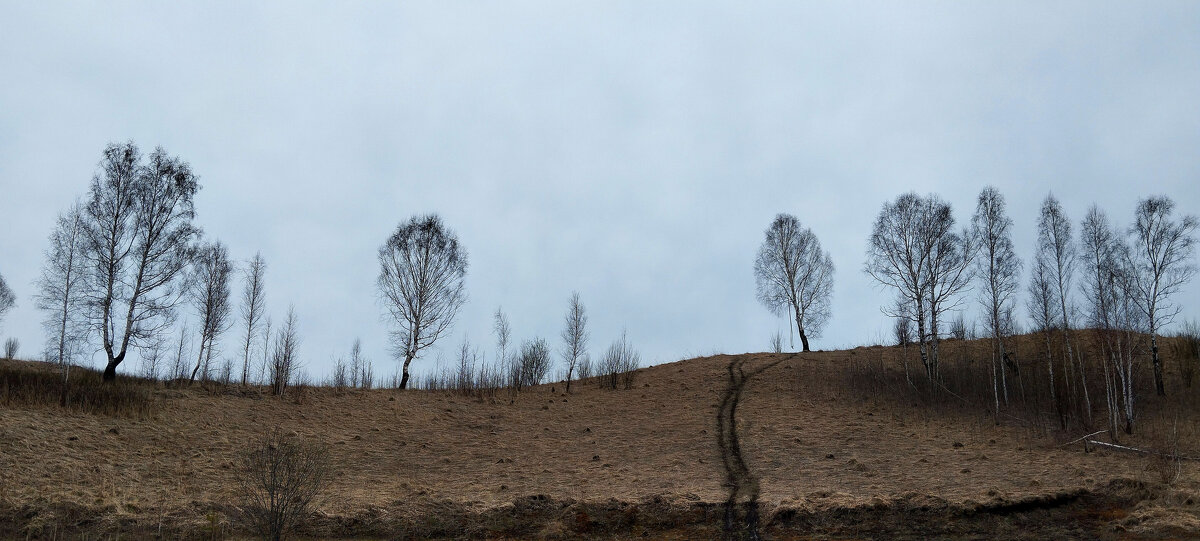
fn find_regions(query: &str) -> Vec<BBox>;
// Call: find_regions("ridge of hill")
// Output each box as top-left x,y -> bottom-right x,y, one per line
1,343 -> 1198,539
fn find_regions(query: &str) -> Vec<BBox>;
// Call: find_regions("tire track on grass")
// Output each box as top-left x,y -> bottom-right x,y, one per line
716,354 -> 794,541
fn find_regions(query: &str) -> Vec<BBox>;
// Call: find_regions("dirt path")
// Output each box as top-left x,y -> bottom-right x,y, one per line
716,354 -> 792,540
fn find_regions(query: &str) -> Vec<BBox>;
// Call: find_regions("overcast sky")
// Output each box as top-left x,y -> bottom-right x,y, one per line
2,2 -> 1198,381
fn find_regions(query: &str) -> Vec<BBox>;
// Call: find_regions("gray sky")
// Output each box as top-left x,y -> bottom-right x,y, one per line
2,2 -> 1198,380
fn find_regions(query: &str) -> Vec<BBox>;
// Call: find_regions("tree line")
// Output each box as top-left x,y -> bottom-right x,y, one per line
15,141 -> 641,398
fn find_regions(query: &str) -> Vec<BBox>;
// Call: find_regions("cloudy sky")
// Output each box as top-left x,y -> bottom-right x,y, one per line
1,2 -> 1198,380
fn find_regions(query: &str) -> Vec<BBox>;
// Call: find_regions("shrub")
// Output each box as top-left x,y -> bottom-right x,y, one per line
517,338 -> 551,389
3,338 -> 17,360
599,332 -> 640,390
238,427 -> 330,541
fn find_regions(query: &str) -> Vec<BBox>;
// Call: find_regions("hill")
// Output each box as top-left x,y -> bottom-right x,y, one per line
1,343 -> 1198,539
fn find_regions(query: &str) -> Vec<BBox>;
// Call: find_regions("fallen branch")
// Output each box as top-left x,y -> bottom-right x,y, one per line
1059,430 -> 1107,449
1085,440 -> 1200,461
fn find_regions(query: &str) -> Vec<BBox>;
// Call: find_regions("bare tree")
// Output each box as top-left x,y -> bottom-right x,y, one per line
377,215 -> 468,389
349,338 -> 365,388
81,142 -> 200,381
517,338 -> 552,389
922,197 -> 975,377
269,306 -> 300,397
1027,249 -> 1062,414
560,292 -> 589,393
188,242 -> 234,384
866,193 -> 969,381
0,271 -> 15,330
971,186 -> 1021,414
3,338 -> 17,359
754,214 -> 834,352
239,252 -> 267,386
1080,206 -> 1139,434
34,202 -> 90,396
599,330 -> 640,390
1036,194 -> 1089,420
1126,196 -> 1198,397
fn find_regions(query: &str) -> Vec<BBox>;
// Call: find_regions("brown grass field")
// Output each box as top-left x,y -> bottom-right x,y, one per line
2,337 -> 1199,540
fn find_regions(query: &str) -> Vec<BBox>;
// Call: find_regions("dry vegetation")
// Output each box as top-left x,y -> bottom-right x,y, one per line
2,335 -> 1199,540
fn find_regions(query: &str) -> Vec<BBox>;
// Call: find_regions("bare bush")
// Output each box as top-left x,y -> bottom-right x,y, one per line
949,315 -> 967,341
599,331 -> 640,390
517,338 -> 551,389
269,307 -> 300,397
330,357 -> 348,389
238,427 -> 330,541
3,338 -> 17,360
770,330 -> 783,354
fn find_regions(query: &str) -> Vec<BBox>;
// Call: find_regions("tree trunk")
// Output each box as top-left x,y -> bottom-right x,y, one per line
1151,332 -> 1165,397
399,351 -> 414,390
793,304 -> 810,352
566,367 -> 574,394
102,355 -> 122,382
189,336 -> 208,384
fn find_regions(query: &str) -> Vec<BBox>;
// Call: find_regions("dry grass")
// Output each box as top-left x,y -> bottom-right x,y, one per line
0,341 -> 1198,539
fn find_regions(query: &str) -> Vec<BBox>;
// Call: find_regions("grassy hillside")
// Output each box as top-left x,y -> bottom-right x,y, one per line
1,339 -> 1198,539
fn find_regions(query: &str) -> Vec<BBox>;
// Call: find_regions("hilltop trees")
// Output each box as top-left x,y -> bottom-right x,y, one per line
971,187 -> 1021,413
188,241 -> 234,383
378,214 -> 468,389
239,253 -> 267,386
1035,195 -> 1091,420
34,203 -> 89,367
1125,196 -> 1198,397
560,292 -> 589,393
866,193 -> 974,382
80,142 -> 201,381
754,214 -> 834,352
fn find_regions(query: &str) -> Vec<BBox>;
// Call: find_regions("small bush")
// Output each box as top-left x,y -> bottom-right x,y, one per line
517,338 -> 552,389
238,427 -> 330,541
599,332 -> 640,390
3,338 -> 17,360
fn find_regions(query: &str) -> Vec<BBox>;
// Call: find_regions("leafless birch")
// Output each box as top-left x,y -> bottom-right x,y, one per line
755,214 -> 834,352
1125,196 -> 1197,397
377,215 -> 468,389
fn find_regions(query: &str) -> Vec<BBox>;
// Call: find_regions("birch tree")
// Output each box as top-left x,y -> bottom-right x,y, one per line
1126,196 -> 1197,397
34,202 -> 90,402
1080,206 -> 1139,434
971,186 -> 1021,414
188,241 -> 234,383
35,203 -> 89,369
239,253 -> 267,385
1036,195 -> 1089,420
560,292 -> 589,393
81,142 -> 200,381
377,215 -> 468,389
755,213 -> 834,352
